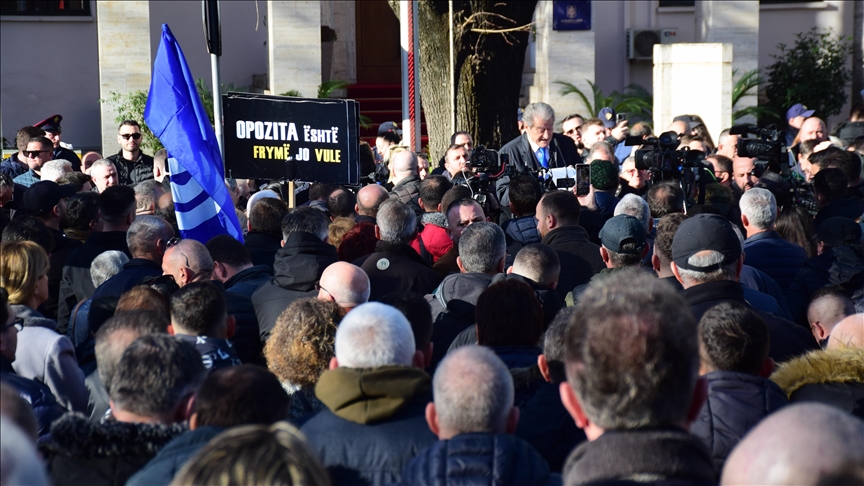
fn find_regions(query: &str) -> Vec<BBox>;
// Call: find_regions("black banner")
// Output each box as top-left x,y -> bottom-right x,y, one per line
223,92 -> 360,184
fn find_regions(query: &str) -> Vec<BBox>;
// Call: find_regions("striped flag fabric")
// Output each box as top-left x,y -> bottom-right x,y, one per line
144,24 -> 243,243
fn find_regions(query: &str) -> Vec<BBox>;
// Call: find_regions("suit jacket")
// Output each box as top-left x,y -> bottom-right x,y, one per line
497,133 -> 582,213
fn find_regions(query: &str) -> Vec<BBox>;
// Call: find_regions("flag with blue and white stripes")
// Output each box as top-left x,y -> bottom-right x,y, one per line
144,24 -> 243,244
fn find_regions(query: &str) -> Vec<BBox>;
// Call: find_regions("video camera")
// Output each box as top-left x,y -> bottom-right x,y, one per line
729,125 -> 788,175
627,131 -> 705,177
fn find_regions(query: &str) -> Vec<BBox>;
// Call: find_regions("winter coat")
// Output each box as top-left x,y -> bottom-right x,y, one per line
11,304 -> 88,413
176,334 -> 241,371
743,230 -> 808,290
299,365 -> 437,486
359,240 -> 443,301
339,221 -> 378,263
432,245 -> 460,278
244,231 -> 283,270
813,197 -> 864,229
771,346 -> 864,419
502,215 -> 542,257
211,280 -> 264,366
785,246 -> 864,324
90,258 -> 162,300
223,264 -> 272,298
541,225 -> 604,300
45,227 -> 82,321
390,175 -> 423,215
42,412 -> 186,486
125,426 -> 224,486
85,370 -> 110,422
691,371 -> 788,475
106,150 -> 154,186
563,429 -> 716,486
58,231 -> 131,330
1,356 -> 67,439
682,280 -> 818,363
426,272 -> 495,370
515,381 -> 587,473
399,433 -> 562,486
739,264 -> 793,320
251,232 -> 338,342
410,213 -> 453,265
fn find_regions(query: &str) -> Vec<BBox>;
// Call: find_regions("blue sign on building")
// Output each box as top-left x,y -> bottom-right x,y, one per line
553,1 -> 591,31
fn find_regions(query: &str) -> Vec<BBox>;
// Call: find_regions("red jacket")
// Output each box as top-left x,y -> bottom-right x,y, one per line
410,213 -> 453,264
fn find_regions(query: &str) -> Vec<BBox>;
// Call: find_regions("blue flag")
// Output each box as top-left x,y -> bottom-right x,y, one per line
144,24 -> 243,244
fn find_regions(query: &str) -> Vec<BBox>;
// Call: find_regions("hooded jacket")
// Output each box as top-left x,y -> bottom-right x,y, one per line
743,230 -> 808,291
410,212 -> 453,265
299,366 -> 437,486
691,371 -> 788,475
11,304 -> 88,413
244,231 -> 282,270
541,225 -> 605,300
252,232 -> 338,342
399,433 -> 562,486
360,240 -> 443,301
42,412 -> 187,486
426,272 -> 495,370
770,347 -> 864,419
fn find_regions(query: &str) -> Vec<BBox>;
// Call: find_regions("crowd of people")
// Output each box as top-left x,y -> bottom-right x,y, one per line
1,99 -> 863,486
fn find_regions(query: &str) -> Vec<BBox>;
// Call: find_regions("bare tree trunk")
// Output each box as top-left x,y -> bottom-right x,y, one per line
391,1 -> 537,159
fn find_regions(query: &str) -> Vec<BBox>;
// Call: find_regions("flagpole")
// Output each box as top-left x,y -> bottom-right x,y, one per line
211,52 -> 223,159
204,0 -> 224,160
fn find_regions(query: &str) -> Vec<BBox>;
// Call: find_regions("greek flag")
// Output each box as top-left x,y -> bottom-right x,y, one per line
144,24 -> 243,243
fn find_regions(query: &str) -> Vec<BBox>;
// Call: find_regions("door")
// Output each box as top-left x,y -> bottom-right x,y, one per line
355,1 -> 401,84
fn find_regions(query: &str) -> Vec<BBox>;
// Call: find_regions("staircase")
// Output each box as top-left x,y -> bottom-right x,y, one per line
347,83 -> 428,149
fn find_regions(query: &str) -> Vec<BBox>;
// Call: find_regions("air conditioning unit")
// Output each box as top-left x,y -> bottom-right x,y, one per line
627,29 -> 678,60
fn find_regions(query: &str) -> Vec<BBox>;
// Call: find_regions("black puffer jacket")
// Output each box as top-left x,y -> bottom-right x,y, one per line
399,433 -> 561,486
541,225 -> 604,300
690,371 -> 788,475
251,232 -> 338,342
502,215 -> 541,258
426,272 -> 495,371
390,175 -> 423,215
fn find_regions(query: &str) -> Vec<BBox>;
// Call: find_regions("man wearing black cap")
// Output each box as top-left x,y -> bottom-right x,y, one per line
34,115 -> 81,172
671,214 -> 816,363
106,120 -> 154,186
22,181 -> 81,320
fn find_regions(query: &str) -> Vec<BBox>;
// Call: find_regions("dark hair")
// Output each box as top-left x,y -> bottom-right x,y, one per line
16,126 -> 45,152
418,175 -> 452,211
508,175 -> 542,216
377,292 -> 432,350
608,244 -> 643,268
309,183 -> 336,202
170,282 -> 227,336
440,186 -> 473,217
118,120 -> 140,131
99,185 -> 136,223
63,192 -> 99,231
799,139 -> 822,159
698,302 -> 769,375
1,215 -> 54,254
540,191 -> 581,226
116,286 -> 170,318
630,121 -> 653,139
95,310 -> 168,392
88,295 -> 120,337
109,334 -> 206,417
194,365 -> 290,428
27,136 -> 53,151
709,154 -> 733,174
561,114 -> 584,124
379,131 -> 401,145
327,188 -> 356,218
0,288 -> 8,324
813,168 -> 848,202
542,306 -> 577,383
647,182 -> 685,218
818,149 -> 861,183
808,146 -> 845,169
206,234 -> 252,267
359,141 -> 375,176
654,213 -> 690,264
476,279 -> 544,347
55,172 -> 92,191
449,131 -> 470,145
281,206 -> 330,241
249,197 -> 288,235
776,206 -> 816,258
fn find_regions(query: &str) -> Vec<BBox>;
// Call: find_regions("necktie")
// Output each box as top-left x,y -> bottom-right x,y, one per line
536,148 -> 548,169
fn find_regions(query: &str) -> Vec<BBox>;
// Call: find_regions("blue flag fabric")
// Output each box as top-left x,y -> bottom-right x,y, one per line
144,24 -> 243,244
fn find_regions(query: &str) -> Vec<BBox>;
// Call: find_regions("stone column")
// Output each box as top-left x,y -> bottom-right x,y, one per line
268,1 -> 321,98
96,1 -> 151,156
528,1 -> 595,123
653,43 -> 732,142
695,1 -> 759,126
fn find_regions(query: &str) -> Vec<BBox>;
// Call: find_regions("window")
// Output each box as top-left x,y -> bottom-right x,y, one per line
1,1 -> 91,17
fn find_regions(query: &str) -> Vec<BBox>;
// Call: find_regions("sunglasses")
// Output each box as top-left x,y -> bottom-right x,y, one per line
23,149 -> 51,157
120,133 -> 142,140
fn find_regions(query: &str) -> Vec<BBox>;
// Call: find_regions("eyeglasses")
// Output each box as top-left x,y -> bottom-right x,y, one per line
314,281 -> 332,296
120,133 -> 142,140
23,149 -> 51,157
167,237 -> 181,247
1,318 -> 24,333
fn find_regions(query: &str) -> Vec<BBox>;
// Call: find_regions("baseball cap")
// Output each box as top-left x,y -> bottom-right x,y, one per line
378,121 -> 401,136
23,181 -> 76,214
598,107 -> 616,129
600,214 -> 646,255
34,114 -> 63,133
671,214 -> 741,271
816,217 -> 862,248
786,103 -> 815,121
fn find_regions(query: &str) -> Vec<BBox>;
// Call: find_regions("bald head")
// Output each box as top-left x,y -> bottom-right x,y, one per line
807,290 -> 856,344
162,239 -> 214,287
721,403 -> 864,486
356,184 -> 390,217
317,262 -> 370,310
668,120 -> 689,136
827,314 -> 864,350
391,150 -> 419,184
799,117 -> 827,143
431,346 -> 516,439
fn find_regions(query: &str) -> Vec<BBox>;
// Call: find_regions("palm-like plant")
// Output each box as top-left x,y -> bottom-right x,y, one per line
555,80 -> 653,121
732,69 -> 779,124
